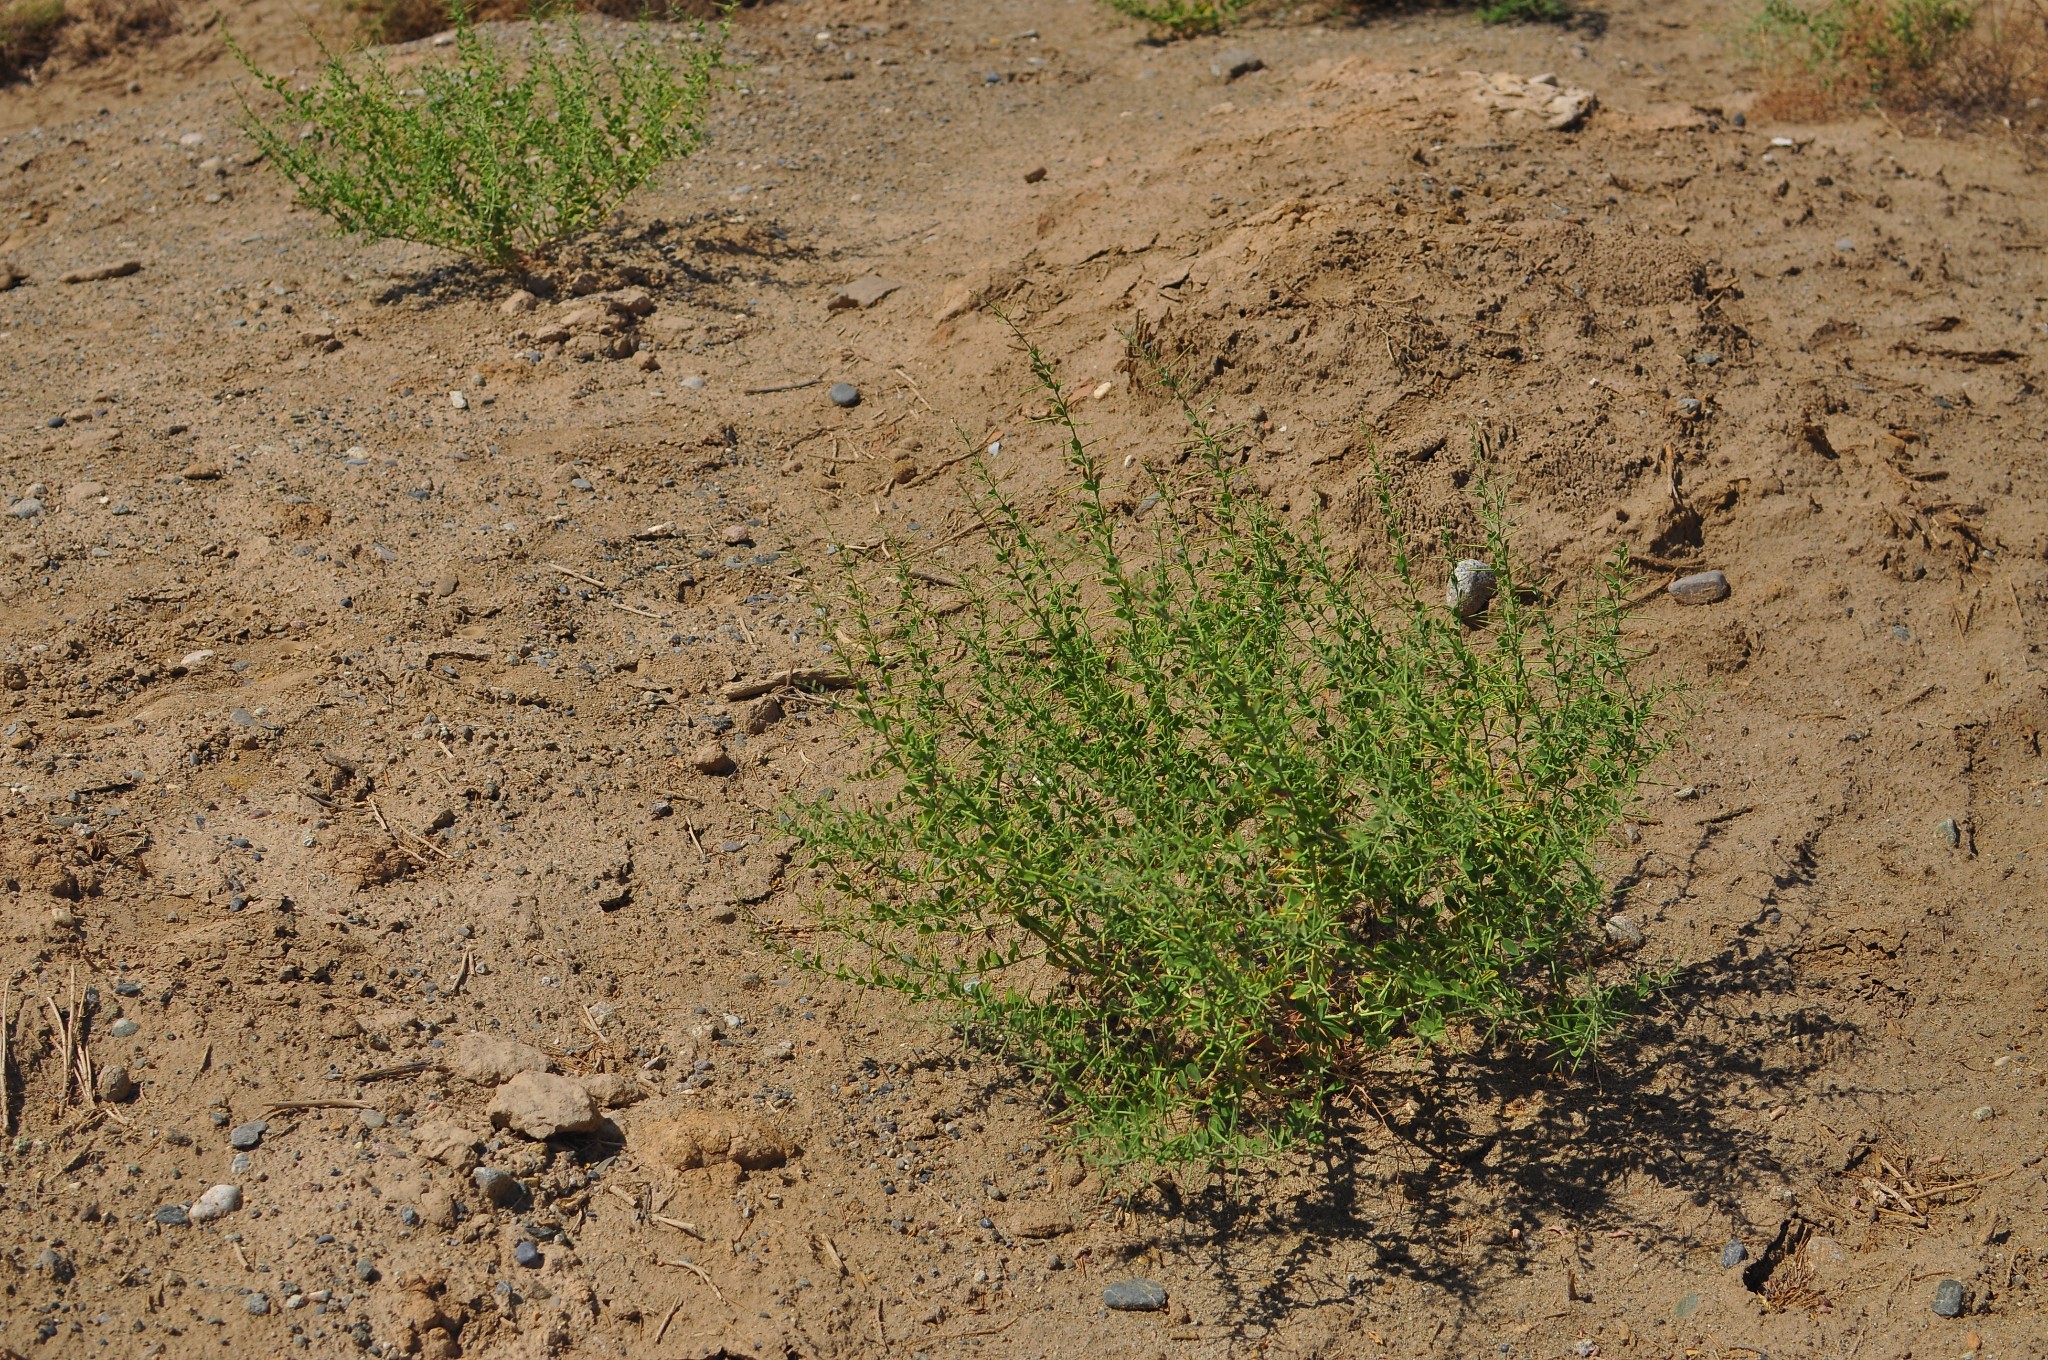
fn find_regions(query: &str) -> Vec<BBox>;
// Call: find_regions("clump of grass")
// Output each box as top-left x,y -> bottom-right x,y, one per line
1746,0 -> 2048,125
790,336 -> 1670,1167
2,0 -> 175,83
1752,0 -> 1974,97
231,3 -> 722,268
0,0 -> 67,79
1477,0 -> 1570,23
351,0 -> 741,48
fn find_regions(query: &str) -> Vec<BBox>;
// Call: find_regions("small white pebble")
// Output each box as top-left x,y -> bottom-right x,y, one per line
449,391 -> 468,410
1972,1105 -> 1996,1122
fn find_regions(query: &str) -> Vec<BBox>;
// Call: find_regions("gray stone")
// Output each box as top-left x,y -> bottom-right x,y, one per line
1720,1238 -> 1747,1268
827,275 -> 902,311
489,1070 -> 603,1140
95,1064 -> 136,1103
1212,49 -> 1264,81
1446,559 -> 1497,621
1931,1278 -> 1965,1317
153,1204 -> 190,1227
34,1247 -> 74,1282
514,1240 -> 543,1268
188,1183 -> 243,1223
1103,1278 -> 1168,1312
8,497 -> 43,519
1603,915 -> 1645,948
109,1018 -> 139,1037
473,1165 -> 523,1207
229,1119 -> 267,1150
246,1292 -> 271,1316
1669,570 -> 1731,605
829,382 -> 861,409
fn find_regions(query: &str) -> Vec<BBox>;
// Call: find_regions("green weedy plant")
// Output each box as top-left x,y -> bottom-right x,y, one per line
229,4 -> 722,268
1751,0 -> 1976,96
789,338 -> 1671,1166
1477,0 -> 1570,23
1099,0 -> 1253,38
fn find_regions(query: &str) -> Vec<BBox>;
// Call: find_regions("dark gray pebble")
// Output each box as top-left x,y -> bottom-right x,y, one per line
829,382 -> 861,408
354,1259 -> 379,1283
228,1119 -> 268,1150
1932,1278 -> 1965,1317
514,1240 -> 543,1269
246,1293 -> 270,1316
1103,1278 -> 1168,1312
1720,1239 -> 1747,1269
154,1204 -> 189,1227
473,1166 -> 521,1206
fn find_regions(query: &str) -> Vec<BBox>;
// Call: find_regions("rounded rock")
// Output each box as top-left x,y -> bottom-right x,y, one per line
1103,1278 -> 1169,1312
187,1183 -> 243,1224
1932,1278 -> 1965,1317
1720,1238 -> 1747,1269
828,382 -> 861,409
473,1166 -> 523,1207
1445,559 -> 1497,621
228,1119 -> 268,1150
513,1240 -> 544,1269
245,1292 -> 271,1316
9,497 -> 44,519
691,740 -> 735,777
488,1070 -> 603,1140
96,1064 -> 137,1103
1669,570 -> 1731,606
153,1204 -> 190,1227
110,1018 -> 140,1038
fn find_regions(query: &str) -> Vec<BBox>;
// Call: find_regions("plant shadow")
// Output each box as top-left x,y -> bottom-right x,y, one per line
1138,937 -> 1854,1334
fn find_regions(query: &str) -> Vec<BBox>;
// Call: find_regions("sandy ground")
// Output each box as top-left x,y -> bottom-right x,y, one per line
2,0 -> 2047,1356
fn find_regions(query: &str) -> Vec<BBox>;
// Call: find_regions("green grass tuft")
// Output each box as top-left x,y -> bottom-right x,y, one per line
1478,0 -> 1570,23
230,3 -> 723,268
788,334 -> 1671,1167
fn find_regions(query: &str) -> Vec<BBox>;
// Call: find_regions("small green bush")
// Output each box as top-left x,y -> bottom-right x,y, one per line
1752,0 -> 1976,95
231,4 -> 722,268
790,339 -> 1670,1166
1100,0 -> 1253,38
1478,0 -> 1570,23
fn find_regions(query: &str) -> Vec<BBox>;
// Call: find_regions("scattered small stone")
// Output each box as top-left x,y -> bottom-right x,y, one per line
1604,915 -> 1645,948
681,375 -> 707,390
578,1071 -> 648,1109
722,523 -> 755,546
1446,559 -> 1497,621
488,1071 -> 603,1140
9,497 -> 44,519
188,1184 -> 243,1224
827,275 -> 902,311
34,1247 -> 74,1282
513,1240 -> 543,1268
245,1293 -> 271,1316
473,1166 -> 523,1207
229,1120 -> 268,1150
1103,1278 -> 1169,1312
1212,49 -> 1264,81
414,1117 -> 485,1167
1972,1105 -> 1995,1122
360,1109 -> 387,1130
1939,818 -> 1961,849
181,462 -> 223,481
154,1204 -> 190,1227
1023,165 -> 1047,183
743,694 -> 784,735
692,740 -> 735,776
1669,570 -> 1730,605
95,1065 -> 136,1103
60,260 -> 142,284
1721,1239 -> 1747,1268
1932,1278 -> 1965,1317
420,1187 -> 458,1229
828,382 -> 861,408
500,290 -> 538,316
449,391 -> 468,410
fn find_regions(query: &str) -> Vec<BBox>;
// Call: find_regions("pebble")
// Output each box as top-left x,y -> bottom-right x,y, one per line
434,574 -> 459,598
60,259 -> 142,284
1604,914 -> 1645,948
449,391 -> 468,410
35,1247 -> 74,1282
447,1031 -> 549,1084
355,1259 -> 380,1283
95,1065 -> 136,1103
245,1293 -> 271,1316
722,523 -> 755,546
1971,1105 -> 1995,1121
473,1166 -> 523,1206
1932,1278 -> 1965,1317
1445,559 -> 1497,621
680,375 -> 706,390
513,1240 -> 544,1269
188,1184 -> 243,1223
1939,818 -> 1961,848
500,290 -> 538,316
1212,49 -> 1264,81
692,740 -> 735,776
8,497 -> 42,519
829,381 -> 862,408
1720,1238 -> 1747,1268
229,1119 -> 268,1150
1669,570 -> 1730,605
154,1204 -> 190,1227
1103,1278 -> 1169,1312
1024,165 -> 1047,183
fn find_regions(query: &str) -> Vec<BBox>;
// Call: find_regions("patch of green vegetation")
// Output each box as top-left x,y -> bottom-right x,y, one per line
1477,0 -> 1570,24
790,335 -> 1671,1167
1,0 -> 67,80
231,3 -> 723,268
1752,0 -> 1976,94
1099,0 -> 1254,39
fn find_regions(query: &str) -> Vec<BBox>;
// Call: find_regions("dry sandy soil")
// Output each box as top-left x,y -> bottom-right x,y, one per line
2,0 -> 2047,1356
